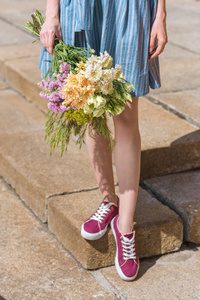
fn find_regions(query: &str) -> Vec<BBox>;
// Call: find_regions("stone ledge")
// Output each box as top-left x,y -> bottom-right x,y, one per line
149,89 -> 200,128
108,98 -> 200,178
0,130 -> 117,222
4,57 -> 47,113
0,88 -> 45,134
0,42 -> 40,79
48,187 -> 183,269
145,169 -> 200,244
4,53 -> 200,179
139,98 -> 200,178
0,178 -> 115,300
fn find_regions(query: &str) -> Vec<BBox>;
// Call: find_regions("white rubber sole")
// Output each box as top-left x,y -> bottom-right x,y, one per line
81,224 -> 108,240
111,218 -> 140,281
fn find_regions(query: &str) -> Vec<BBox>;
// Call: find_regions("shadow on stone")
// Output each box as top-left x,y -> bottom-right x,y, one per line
171,129 -> 200,145
135,255 -> 158,281
87,230 -> 109,253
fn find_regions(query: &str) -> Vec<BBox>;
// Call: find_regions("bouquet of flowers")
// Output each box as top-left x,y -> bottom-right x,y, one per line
23,11 -> 134,156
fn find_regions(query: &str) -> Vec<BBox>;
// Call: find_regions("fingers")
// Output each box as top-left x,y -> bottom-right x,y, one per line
55,27 -> 63,41
149,36 -> 168,61
40,29 -> 55,55
149,33 -> 156,54
149,44 -> 164,60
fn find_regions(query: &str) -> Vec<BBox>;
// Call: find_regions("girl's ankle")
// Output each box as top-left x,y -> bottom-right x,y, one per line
118,216 -> 134,235
103,194 -> 118,206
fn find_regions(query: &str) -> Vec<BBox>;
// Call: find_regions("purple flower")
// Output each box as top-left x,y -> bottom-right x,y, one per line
60,62 -> 70,73
57,74 -> 63,81
39,92 -> 49,99
60,105 -> 68,112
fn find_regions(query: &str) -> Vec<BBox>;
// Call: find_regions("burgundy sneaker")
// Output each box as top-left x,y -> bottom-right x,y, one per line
111,215 -> 139,281
81,198 -> 119,240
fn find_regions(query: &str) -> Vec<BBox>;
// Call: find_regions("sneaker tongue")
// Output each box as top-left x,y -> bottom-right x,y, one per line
102,200 -> 116,207
123,232 -> 134,239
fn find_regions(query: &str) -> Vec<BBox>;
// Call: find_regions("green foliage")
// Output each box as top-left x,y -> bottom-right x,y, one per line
23,10 -> 45,38
45,110 -> 116,157
46,41 -> 93,78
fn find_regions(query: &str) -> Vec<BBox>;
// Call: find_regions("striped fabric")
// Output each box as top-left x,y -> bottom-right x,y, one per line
38,0 -> 161,97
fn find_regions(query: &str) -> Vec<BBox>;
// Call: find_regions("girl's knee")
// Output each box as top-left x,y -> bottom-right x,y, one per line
113,99 -> 139,128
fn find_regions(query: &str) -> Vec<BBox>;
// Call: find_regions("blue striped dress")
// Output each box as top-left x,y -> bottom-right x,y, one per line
38,0 -> 161,97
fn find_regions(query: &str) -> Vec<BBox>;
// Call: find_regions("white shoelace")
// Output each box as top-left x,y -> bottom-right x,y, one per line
121,235 -> 137,260
90,202 -> 113,223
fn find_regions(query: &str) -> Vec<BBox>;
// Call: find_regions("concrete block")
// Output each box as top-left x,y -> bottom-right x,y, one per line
145,169 -> 200,244
48,187 -> 183,269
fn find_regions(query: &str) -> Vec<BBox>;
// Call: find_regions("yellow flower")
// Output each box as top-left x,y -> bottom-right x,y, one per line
65,108 -> 93,125
75,61 -> 86,73
61,72 -> 95,109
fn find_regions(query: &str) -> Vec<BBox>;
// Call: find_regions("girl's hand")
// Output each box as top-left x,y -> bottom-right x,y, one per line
149,15 -> 168,61
40,18 -> 62,56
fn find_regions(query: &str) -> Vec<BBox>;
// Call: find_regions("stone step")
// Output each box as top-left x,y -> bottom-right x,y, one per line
144,169 -> 200,244
0,178 -> 115,300
4,56 -> 47,113
0,88 -> 183,269
2,53 -> 200,179
48,186 -> 183,269
149,88 -> 200,128
0,88 -> 116,222
109,97 -> 200,178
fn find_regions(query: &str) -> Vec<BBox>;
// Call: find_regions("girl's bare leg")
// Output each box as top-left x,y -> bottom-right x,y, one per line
84,124 -> 118,205
113,97 -> 141,235
84,97 -> 141,234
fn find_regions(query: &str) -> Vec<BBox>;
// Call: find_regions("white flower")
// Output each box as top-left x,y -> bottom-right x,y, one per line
101,69 -> 115,81
87,54 -> 99,66
85,63 -> 102,82
93,95 -> 107,109
87,96 -> 95,105
114,65 -> 123,80
93,108 -> 105,117
101,80 -> 114,95
100,51 -> 113,69
83,104 -> 94,114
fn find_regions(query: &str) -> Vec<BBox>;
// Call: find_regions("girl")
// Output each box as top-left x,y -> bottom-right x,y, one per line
39,0 -> 167,281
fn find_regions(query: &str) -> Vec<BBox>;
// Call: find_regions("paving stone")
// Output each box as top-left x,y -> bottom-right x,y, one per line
0,80 -> 7,90
138,98 -> 200,178
151,88 -> 200,127
0,130 -> 117,222
4,56 -> 47,112
145,169 -> 200,244
0,42 -> 41,79
0,89 -> 45,134
106,98 -> 200,179
0,178 -> 8,192
0,19 -> 33,46
0,3 -> 46,28
48,186 -> 183,269
152,48 -> 200,94
0,181 -> 116,300
0,0 -> 46,15
166,0 -> 200,54
101,244 -> 200,300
